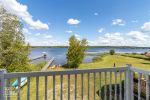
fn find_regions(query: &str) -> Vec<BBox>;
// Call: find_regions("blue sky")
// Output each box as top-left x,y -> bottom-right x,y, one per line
1,0 -> 150,46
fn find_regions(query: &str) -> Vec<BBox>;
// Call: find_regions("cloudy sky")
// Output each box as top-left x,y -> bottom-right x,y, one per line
0,0 -> 150,46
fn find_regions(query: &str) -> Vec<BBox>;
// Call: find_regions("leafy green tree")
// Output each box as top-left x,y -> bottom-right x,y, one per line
0,7 -> 30,72
109,49 -> 115,55
66,35 -> 88,68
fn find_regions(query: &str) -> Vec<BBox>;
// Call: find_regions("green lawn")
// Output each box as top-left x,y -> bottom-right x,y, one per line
80,54 -> 150,70
10,54 -> 150,100
29,61 -> 47,71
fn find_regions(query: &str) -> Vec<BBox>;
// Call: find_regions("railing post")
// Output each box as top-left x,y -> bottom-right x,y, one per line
0,69 -> 6,100
125,64 -> 132,100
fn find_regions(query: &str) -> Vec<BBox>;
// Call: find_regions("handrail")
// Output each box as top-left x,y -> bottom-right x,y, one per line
4,66 -> 128,79
130,67 -> 150,75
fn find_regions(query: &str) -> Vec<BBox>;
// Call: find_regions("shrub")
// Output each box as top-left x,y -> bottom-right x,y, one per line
92,53 -> 108,62
109,49 -> 115,55
144,52 -> 147,55
92,56 -> 103,62
132,52 -> 137,55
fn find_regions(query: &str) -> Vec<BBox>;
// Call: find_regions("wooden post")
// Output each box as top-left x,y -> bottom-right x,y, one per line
0,69 -> 6,100
125,64 -> 132,100
113,62 -> 116,67
42,52 -> 47,61
44,54 -> 47,60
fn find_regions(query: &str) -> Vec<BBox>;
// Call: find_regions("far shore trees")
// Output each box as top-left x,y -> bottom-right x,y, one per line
0,7 -> 30,72
66,35 -> 88,68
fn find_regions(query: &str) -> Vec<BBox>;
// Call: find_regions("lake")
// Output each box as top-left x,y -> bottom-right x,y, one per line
29,47 -> 150,65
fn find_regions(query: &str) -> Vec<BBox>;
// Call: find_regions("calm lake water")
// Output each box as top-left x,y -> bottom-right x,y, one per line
29,47 -> 150,65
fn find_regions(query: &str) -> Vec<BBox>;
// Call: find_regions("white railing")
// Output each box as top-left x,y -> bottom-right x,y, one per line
130,67 -> 150,100
0,65 -> 149,100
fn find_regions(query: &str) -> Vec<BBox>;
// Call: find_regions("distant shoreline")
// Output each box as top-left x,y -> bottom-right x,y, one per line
31,46 -> 150,49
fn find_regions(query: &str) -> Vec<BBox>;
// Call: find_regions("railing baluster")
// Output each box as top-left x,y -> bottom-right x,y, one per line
0,70 -> 6,100
75,74 -> 77,100
131,71 -> 134,100
81,73 -> 83,100
124,72 -> 126,100
109,72 -> 112,100
87,73 -> 90,100
45,76 -> 48,100
60,75 -> 63,100
125,66 -> 132,100
119,71 -> 122,100
114,71 -> 117,100
18,77 -> 21,100
93,72 -> 96,100
7,79 -> 10,100
138,73 -> 141,100
104,72 -> 107,100
27,77 -> 30,100
68,74 -> 70,100
99,72 -> 101,100
53,75 -> 55,100
36,76 -> 39,100
146,75 -> 149,100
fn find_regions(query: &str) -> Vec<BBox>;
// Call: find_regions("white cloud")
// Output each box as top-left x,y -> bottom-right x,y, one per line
141,22 -> 150,31
28,39 -> 68,46
88,29 -> 150,46
34,33 -> 52,39
24,33 -> 67,46
74,34 -> 81,40
131,20 -> 138,23
66,30 -> 73,33
44,35 -> 53,39
35,33 -> 41,36
0,0 -> 49,30
23,28 -> 31,35
127,31 -> 148,41
112,19 -> 125,26
103,32 -> 124,43
94,12 -> 99,16
98,28 -> 104,33
90,32 -> 126,46
67,18 -> 80,25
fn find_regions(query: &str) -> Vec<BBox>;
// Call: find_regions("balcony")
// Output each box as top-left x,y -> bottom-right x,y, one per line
0,65 -> 150,100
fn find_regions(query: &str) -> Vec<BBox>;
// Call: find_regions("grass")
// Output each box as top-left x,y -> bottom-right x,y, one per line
9,53 -> 150,100
120,53 -> 150,61
80,54 -> 150,70
29,61 -> 47,71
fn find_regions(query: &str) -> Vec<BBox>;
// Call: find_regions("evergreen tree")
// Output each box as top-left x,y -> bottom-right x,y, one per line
66,35 -> 88,68
0,7 -> 30,72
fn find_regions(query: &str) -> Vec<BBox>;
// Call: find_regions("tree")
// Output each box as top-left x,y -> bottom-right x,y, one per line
66,35 -> 88,68
109,49 -> 115,55
0,7 -> 30,72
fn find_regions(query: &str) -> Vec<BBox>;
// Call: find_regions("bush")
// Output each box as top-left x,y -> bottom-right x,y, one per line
92,53 -> 108,62
140,53 -> 144,55
109,49 -> 115,55
144,52 -> 147,55
132,52 -> 137,55
92,56 -> 103,62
